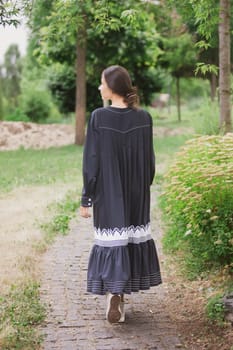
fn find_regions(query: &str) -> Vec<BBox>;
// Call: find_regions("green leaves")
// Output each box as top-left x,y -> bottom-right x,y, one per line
190,0 -> 219,40
161,33 -> 198,76
42,191 -> 80,240
0,0 -> 33,26
195,62 -> 219,76
162,134 -> 233,273
0,0 -> 21,26
121,9 -> 138,23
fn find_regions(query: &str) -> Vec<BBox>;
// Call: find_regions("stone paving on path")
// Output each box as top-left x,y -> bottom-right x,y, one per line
40,187 -> 186,350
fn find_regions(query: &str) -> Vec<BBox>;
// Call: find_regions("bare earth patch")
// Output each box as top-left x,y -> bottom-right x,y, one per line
154,126 -> 194,137
0,184 -> 74,294
0,121 -> 75,151
161,254 -> 233,350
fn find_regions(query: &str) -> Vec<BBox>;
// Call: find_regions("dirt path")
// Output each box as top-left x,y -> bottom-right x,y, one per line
0,183 -> 74,293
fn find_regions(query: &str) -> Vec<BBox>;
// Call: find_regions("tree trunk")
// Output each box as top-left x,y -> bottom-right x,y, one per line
210,72 -> 217,101
219,0 -> 232,133
75,20 -> 87,145
176,77 -> 181,122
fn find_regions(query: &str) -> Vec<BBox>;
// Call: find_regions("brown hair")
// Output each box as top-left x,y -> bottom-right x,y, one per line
102,65 -> 139,109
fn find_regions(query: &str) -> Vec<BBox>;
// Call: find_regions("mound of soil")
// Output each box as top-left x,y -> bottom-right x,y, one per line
0,121 -> 75,151
0,121 -> 194,151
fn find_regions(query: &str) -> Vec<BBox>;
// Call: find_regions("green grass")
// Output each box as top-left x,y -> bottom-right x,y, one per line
0,145 -> 83,194
147,96 -> 233,134
154,134 -> 192,180
0,134 -> 191,194
38,190 -> 80,251
0,282 -> 46,350
154,134 -> 191,159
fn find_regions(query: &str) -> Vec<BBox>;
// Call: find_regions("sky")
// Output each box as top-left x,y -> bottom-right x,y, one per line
0,23 -> 28,63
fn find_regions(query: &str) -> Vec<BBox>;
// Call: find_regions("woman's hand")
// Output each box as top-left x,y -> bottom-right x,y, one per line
80,206 -> 91,218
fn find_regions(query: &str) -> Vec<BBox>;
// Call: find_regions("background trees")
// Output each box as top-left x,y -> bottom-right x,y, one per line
160,33 -> 198,121
28,0 -> 163,144
0,0 -> 232,136
3,44 -> 22,108
168,0 -> 232,132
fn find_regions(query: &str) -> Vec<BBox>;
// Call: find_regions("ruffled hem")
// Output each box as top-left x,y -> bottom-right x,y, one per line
87,239 -> 162,295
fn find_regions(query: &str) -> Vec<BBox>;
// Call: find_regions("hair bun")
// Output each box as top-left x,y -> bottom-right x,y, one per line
124,87 -> 139,109
126,92 -> 137,97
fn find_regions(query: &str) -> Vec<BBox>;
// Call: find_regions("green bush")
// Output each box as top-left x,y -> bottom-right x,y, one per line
4,108 -> 30,122
21,89 -> 51,122
161,134 -> 233,272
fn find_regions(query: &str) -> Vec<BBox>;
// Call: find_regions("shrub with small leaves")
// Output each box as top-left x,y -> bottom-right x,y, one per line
161,133 -> 233,272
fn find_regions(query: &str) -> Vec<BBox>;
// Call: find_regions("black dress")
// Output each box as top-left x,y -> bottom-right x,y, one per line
81,106 -> 162,295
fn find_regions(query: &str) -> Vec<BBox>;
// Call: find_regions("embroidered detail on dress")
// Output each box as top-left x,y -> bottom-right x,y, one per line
95,224 -> 150,236
99,124 -> 150,134
94,224 -> 152,246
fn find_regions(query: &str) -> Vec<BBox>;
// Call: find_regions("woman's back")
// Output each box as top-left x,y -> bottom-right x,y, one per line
92,106 -> 155,229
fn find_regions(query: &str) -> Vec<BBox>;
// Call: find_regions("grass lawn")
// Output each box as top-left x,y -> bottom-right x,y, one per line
0,145 -> 83,194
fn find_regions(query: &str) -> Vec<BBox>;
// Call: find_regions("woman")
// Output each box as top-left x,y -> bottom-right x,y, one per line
80,65 -> 162,324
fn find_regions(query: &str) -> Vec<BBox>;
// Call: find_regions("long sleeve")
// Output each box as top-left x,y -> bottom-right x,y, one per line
81,112 -> 99,207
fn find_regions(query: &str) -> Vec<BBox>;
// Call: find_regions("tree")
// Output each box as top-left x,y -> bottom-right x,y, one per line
168,0 -> 232,133
3,44 -> 22,108
219,0 -> 231,133
159,20 -> 198,121
28,0 -> 89,144
167,1 -> 220,99
46,25 -> 162,114
30,0 -> 161,145
75,3 -> 87,145
190,0 -> 232,133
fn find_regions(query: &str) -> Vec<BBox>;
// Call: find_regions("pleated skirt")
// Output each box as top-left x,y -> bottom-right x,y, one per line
87,223 -> 162,295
